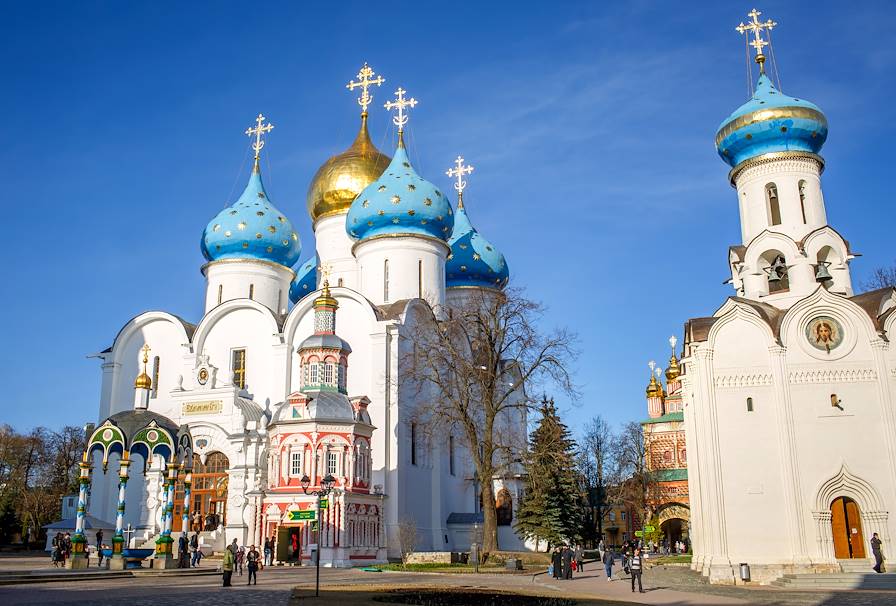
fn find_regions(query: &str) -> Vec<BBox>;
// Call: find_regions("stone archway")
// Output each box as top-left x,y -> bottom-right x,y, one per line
656,504 -> 690,551
813,464 -> 888,561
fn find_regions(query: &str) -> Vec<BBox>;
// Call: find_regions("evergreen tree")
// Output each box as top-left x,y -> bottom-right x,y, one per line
515,397 -> 585,548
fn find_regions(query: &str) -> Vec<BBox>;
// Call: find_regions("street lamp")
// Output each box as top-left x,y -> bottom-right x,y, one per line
301,473 -> 336,598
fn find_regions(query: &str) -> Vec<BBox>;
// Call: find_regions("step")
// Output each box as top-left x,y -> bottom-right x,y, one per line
772,572 -> 896,590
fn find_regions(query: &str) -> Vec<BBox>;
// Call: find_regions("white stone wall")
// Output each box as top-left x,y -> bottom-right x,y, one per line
203,259 -> 293,316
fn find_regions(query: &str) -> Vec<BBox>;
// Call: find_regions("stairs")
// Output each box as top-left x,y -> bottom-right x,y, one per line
770,560 -> 896,590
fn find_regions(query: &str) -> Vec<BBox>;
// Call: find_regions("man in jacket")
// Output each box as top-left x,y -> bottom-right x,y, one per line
602,548 -> 614,581
551,547 -> 562,579
871,533 -> 885,573
630,547 -> 644,593
222,544 -> 235,587
562,545 -> 573,580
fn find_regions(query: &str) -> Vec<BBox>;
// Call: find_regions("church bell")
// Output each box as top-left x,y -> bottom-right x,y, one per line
815,262 -> 833,282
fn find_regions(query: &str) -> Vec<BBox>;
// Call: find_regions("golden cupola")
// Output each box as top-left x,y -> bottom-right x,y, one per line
665,335 -> 681,381
134,344 -> 152,390
645,361 -> 665,399
306,63 -> 391,224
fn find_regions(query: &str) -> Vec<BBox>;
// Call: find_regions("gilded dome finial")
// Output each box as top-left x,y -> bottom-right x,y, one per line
245,113 -> 274,173
665,335 -> 681,381
135,343 -> 152,390
446,155 -> 474,209
347,62 -> 385,117
384,87 -> 417,148
736,8 -> 776,74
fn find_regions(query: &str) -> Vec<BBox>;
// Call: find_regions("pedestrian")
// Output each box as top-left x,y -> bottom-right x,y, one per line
222,543 -> 235,587
95,529 -> 104,560
602,547 -> 614,581
63,533 -> 72,566
236,545 -> 245,575
575,544 -> 584,573
871,532 -> 885,573
246,544 -> 261,585
630,547 -> 644,593
270,537 -> 276,565
551,547 -> 562,579
178,534 -> 190,568
190,532 -> 201,567
562,545 -> 573,580
263,538 -> 272,566
622,545 -> 630,577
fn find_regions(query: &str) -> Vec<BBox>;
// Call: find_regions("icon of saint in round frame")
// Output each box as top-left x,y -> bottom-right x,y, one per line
805,316 -> 844,353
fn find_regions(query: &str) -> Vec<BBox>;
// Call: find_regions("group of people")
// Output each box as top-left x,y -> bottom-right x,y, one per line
50,532 -> 72,567
222,538 -> 262,587
189,511 -> 223,532
549,545 -> 585,580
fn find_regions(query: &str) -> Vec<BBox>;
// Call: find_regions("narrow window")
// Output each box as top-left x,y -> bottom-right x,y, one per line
449,435 -> 455,476
766,183 -> 782,226
411,422 -> 417,466
151,356 -> 160,398
383,259 -> 390,302
338,278 -> 343,287
621,511 -> 627,521
278,289 -> 282,312
418,259 -> 423,299
327,451 -> 338,475
249,284 -> 254,300
231,348 -> 247,389
290,451 -> 302,476
746,397 -> 754,412
323,362 -> 334,386
310,362 -> 320,385
217,284 -> 223,305
798,180 -> 808,223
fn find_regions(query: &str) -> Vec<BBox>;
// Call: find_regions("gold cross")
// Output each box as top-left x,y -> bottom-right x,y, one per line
347,63 -> 385,115
245,113 -> 275,165
317,262 -> 333,286
384,87 -> 417,134
141,344 -> 151,365
446,155 -> 474,206
736,8 -> 776,64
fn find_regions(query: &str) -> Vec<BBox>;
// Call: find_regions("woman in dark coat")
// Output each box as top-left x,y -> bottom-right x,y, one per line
551,547 -> 562,579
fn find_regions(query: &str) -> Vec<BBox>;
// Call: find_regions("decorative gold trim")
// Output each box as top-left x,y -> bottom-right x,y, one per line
446,284 -> 504,293
201,257 -> 297,279
728,151 -> 824,185
716,106 -> 827,147
351,232 -> 450,256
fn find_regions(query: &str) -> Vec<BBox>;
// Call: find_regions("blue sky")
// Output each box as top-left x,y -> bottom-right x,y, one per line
2,1 -> 895,437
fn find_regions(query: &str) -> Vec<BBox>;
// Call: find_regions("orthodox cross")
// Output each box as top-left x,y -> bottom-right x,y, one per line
317,262 -> 333,287
446,156 -> 474,207
245,113 -> 275,165
347,63 -> 385,115
736,8 -> 776,64
141,344 -> 151,366
384,87 -> 417,134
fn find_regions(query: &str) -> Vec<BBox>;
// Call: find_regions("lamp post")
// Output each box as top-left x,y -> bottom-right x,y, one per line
301,472 -> 336,598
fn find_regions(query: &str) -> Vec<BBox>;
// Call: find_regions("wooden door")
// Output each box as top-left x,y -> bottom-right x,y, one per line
831,497 -> 866,558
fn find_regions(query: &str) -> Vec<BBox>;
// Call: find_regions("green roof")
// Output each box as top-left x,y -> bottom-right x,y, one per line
642,411 -> 684,425
653,468 -> 688,482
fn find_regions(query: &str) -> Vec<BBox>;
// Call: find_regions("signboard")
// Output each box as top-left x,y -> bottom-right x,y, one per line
182,400 -> 222,415
634,531 -> 643,538
643,525 -> 656,533
319,498 -> 329,509
288,510 -> 316,521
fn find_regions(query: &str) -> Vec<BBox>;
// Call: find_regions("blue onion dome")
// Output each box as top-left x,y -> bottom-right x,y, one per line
201,167 -> 301,268
289,255 -> 318,303
716,73 -> 827,169
346,145 -> 454,242
446,202 -> 509,289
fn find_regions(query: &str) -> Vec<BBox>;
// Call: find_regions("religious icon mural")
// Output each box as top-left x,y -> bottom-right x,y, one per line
806,316 -> 844,353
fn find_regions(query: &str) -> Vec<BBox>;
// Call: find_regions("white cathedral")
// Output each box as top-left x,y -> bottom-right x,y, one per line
87,66 -> 527,564
683,11 -> 896,584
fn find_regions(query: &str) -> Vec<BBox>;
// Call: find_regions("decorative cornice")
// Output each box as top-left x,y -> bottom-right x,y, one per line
729,151 -> 824,185
351,232 -> 451,256
201,257 -> 297,279
714,372 -> 773,389
789,368 -> 877,384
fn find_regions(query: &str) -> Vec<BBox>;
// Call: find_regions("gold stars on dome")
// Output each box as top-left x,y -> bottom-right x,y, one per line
134,344 -> 152,390
245,113 -> 274,173
446,155 -> 474,208
347,62 -> 385,116
384,87 -> 418,144
736,8 -> 776,71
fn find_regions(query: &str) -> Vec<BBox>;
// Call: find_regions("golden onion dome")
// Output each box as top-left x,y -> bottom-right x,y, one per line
665,354 -> 681,381
135,371 -> 152,390
306,114 -> 391,223
646,374 -> 663,398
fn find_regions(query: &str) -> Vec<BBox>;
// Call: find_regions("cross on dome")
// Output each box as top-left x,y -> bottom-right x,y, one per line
317,262 -> 333,286
141,344 -> 151,364
384,87 -> 417,139
245,113 -> 275,171
347,63 -> 385,115
446,155 -> 474,207
736,8 -> 776,70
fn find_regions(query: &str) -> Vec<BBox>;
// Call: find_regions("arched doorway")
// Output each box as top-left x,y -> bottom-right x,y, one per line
496,489 -> 513,526
174,452 -> 229,532
660,518 -> 689,551
831,496 -> 865,559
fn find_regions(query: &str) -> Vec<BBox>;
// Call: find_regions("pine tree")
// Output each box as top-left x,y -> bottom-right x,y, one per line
515,397 -> 585,548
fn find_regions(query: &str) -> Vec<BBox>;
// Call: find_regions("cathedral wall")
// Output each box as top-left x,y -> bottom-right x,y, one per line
354,237 -> 447,310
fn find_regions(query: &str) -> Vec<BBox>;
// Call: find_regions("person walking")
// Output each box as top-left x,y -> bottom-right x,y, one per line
602,548 -> 614,581
222,544 -> 235,587
246,544 -> 261,585
562,545 -> 573,580
551,547 -> 562,579
263,538 -> 272,566
630,547 -> 645,593
95,529 -> 104,565
871,533 -> 885,573
575,545 -> 584,573
236,545 -> 245,576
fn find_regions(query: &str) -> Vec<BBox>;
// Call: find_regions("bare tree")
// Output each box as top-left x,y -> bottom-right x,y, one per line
580,415 -> 615,545
609,421 -> 661,527
861,263 -> 896,292
402,287 -> 577,555
397,517 -> 418,566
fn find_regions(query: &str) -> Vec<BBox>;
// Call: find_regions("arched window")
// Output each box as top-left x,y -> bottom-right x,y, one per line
418,259 -> 423,299
338,363 -> 346,392
663,450 -> 673,463
323,362 -> 334,386
217,284 -> 223,305
338,278 -> 343,287
309,362 -> 320,385
764,253 -> 789,293
798,180 -> 808,223
383,259 -> 390,302
765,183 -> 782,226
248,284 -> 254,300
